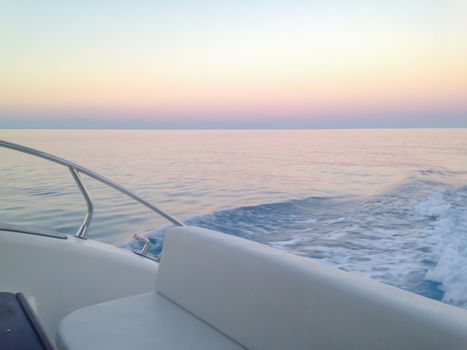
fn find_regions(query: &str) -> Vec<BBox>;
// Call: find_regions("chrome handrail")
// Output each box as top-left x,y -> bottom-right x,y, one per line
69,167 -> 94,238
0,222 -> 67,239
0,139 -> 183,239
133,233 -> 160,262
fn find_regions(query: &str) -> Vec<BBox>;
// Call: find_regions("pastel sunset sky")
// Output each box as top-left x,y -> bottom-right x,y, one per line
1,0 -> 466,128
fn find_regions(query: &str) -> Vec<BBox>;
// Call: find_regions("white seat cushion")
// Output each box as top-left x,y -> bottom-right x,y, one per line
57,292 -> 243,350
156,226 -> 467,350
58,226 -> 467,350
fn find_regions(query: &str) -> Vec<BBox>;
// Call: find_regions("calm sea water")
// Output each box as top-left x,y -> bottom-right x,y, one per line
1,129 -> 467,308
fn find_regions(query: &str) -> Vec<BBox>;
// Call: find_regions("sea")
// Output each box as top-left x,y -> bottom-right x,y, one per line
1,129 -> 467,309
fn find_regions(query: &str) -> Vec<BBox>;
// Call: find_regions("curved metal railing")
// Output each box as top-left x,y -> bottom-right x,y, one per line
0,139 -> 183,240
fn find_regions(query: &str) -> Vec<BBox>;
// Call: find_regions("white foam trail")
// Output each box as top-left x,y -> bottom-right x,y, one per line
420,192 -> 467,308
270,237 -> 311,248
128,173 -> 467,309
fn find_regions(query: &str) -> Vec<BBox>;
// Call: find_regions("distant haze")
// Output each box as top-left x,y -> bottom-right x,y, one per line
1,0 -> 466,129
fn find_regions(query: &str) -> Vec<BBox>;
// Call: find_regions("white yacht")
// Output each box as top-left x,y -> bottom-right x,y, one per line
1,139 -> 467,350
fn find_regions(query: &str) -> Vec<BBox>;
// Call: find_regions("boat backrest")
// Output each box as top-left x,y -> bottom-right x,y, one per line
156,226 -> 467,350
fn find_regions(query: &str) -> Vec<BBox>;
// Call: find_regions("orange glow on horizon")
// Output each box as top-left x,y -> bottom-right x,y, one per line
1,1 -> 466,125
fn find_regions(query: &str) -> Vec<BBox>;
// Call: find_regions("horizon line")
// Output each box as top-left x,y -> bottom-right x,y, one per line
2,126 -> 467,131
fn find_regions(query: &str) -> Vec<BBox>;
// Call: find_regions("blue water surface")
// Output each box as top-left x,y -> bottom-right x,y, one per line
1,129 -> 467,308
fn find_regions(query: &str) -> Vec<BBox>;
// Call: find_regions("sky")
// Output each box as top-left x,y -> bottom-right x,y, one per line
0,0 -> 467,129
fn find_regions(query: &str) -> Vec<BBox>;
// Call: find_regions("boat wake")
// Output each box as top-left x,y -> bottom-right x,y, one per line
124,170 -> 467,308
